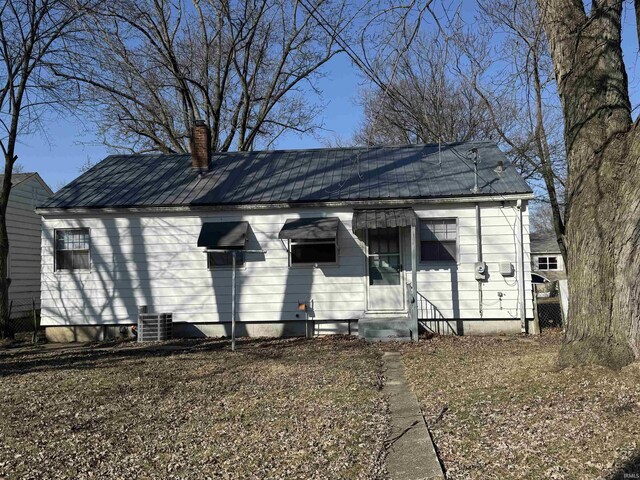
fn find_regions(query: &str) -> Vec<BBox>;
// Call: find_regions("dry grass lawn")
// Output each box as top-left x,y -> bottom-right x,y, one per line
0,337 -> 387,479
402,331 -> 640,480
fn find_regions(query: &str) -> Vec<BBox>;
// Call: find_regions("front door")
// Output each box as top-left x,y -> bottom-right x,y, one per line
366,227 -> 405,311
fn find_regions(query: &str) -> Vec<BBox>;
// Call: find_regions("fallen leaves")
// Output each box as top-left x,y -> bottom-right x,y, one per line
401,331 -> 640,479
0,336 -> 388,479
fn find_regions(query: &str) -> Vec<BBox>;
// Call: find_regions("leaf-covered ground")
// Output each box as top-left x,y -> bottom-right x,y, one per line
402,331 -> 640,480
0,337 -> 387,479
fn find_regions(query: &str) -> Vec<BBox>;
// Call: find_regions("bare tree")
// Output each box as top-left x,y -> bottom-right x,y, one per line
459,0 -> 568,262
537,0 -> 640,367
348,1 -> 567,235
354,32 -> 501,146
0,0 -> 88,338
57,0 -> 354,154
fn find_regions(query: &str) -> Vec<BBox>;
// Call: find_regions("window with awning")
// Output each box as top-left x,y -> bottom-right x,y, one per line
279,217 -> 339,265
198,221 -> 249,268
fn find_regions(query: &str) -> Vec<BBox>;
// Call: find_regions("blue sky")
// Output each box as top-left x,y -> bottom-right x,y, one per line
13,1 -> 640,191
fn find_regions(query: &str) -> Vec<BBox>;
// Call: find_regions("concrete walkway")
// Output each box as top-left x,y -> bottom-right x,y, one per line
382,352 -> 445,480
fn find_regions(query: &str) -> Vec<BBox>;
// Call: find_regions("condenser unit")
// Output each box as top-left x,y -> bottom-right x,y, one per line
137,313 -> 173,342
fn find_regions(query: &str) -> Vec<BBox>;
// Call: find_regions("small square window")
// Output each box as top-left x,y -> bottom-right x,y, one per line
55,229 -> 90,271
538,256 -> 558,270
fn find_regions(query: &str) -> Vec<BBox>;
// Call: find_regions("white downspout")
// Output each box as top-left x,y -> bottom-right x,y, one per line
476,203 -> 483,318
410,223 -> 418,340
516,200 -> 527,333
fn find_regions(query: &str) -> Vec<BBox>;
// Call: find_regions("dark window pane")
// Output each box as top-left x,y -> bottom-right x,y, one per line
369,255 -> 401,285
421,241 -> 456,262
56,251 -> 73,270
368,227 -> 399,254
291,243 -> 336,264
208,250 -> 245,268
74,251 -> 90,270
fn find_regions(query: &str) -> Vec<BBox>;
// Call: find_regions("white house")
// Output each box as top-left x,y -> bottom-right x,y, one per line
530,233 -> 566,283
37,123 -> 534,342
2,173 -> 53,324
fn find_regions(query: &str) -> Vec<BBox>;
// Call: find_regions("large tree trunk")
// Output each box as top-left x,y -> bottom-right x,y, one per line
539,0 -> 639,368
0,167 -> 11,339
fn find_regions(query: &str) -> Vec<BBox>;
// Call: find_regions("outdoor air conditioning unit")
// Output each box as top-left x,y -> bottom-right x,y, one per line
137,312 -> 173,342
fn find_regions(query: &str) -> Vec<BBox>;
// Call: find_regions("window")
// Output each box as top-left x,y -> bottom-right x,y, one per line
290,239 -> 337,265
207,248 -> 245,269
368,227 -> 401,286
537,256 -> 558,270
55,229 -> 90,271
420,219 -> 457,262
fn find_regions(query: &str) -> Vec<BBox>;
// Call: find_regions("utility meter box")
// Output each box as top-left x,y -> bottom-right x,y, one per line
500,262 -> 514,277
475,261 -> 488,281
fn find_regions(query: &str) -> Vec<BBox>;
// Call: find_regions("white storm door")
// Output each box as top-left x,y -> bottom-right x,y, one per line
366,227 -> 405,311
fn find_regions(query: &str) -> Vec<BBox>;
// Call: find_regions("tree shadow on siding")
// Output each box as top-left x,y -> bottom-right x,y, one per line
418,263 -> 461,334
43,216 -> 200,340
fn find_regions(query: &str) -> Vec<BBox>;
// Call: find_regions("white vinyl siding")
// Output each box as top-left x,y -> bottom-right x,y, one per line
40,201 -> 533,331
7,176 -> 53,317
410,202 -> 533,323
41,209 -> 366,326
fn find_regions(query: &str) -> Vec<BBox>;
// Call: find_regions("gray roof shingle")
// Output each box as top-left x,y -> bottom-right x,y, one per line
40,142 -> 532,209
530,233 -> 561,254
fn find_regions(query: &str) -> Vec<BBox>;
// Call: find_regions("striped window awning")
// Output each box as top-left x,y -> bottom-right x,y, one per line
352,208 -> 416,231
197,221 -> 249,248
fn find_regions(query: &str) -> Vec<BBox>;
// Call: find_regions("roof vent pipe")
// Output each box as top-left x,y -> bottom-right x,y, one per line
495,160 -> 504,174
190,120 -> 210,170
471,147 -> 481,194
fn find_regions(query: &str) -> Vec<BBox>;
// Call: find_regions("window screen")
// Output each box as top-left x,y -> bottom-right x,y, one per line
207,248 -> 245,268
290,239 -> 337,265
420,219 -> 457,262
55,229 -> 90,271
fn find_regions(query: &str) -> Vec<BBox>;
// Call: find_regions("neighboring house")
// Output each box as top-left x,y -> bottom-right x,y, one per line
530,233 -> 566,283
37,123 -> 534,342
2,173 -> 53,323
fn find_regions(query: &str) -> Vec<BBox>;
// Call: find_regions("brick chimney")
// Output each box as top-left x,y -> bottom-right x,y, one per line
190,120 -> 210,170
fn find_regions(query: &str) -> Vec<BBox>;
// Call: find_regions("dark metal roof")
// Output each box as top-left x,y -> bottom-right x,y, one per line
197,221 -> 249,248
278,217 -> 339,240
530,233 -> 561,254
40,142 -> 532,210
352,208 -> 416,231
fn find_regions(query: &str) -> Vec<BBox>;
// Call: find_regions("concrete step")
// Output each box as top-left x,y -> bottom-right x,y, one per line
360,317 -> 409,333
360,325 -> 411,342
361,319 -> 409,328
364,328 -> 411,342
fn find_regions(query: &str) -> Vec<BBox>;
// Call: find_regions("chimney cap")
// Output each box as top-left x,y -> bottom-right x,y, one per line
194,119 -> 206,127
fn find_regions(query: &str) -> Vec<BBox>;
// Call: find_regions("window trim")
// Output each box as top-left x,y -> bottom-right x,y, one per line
288,238 -> 339,267
54,228 -> 91,273
537,256 -> 559,271
418,217 -> 459,265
